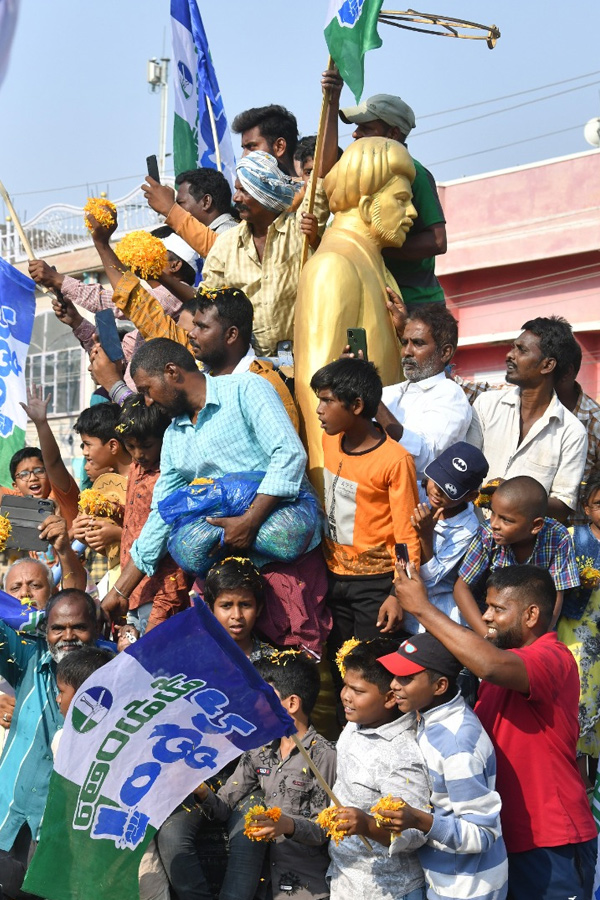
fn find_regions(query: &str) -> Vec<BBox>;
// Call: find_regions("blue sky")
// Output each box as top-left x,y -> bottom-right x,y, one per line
1,0 -> 599,221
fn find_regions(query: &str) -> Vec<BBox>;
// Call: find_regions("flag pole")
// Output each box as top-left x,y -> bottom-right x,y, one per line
291,733 -> 373,851
300,55 -> 334,270
0,179 -> 37,262
0,179 -> 55,297
205,95 -> 223,172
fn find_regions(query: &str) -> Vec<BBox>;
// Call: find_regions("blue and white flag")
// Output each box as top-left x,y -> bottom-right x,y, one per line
0,258 -> 35,487
0,0 -> 19,89
0,588 -> 44,632
24,600 -> 295,900
171,0 -> 236,187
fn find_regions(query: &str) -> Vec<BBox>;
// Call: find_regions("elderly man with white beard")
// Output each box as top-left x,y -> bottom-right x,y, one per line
0,589 -> 99,897
376,300 -> 473,481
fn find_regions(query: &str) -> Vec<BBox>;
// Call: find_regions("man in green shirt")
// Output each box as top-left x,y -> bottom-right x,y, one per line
321,73 -> 447,306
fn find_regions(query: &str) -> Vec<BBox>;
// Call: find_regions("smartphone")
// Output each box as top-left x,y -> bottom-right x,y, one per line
347,327 -> 368,361
146,154 -> 160,184
95,310 -> 124,362
0,496 -> 55,551
395,542 -> 412,579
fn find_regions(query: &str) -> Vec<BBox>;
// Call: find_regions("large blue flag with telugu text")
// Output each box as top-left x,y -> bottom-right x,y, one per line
24,601 -> 295,900
171,0 -> 236,187
0,258 -> 35,487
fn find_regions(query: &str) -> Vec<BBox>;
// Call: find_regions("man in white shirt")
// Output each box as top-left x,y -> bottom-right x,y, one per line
376,302 -> 472,480
466,316 -> 587,522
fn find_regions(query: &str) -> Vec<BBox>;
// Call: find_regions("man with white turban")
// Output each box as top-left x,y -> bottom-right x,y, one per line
201,151 -> 330,357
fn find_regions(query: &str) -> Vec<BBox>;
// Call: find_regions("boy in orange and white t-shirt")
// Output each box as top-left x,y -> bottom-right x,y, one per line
310,358 -> 419,671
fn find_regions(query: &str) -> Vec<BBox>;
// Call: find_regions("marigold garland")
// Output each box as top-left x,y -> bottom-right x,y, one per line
83,197 -> 117,231
335,637 -> 361,678
114,230 -> 168,280
243,804 -> 282,841
0,513 -> 12,551
370,795 -> 406,828
78,489 -> 123,523
316,807 -> 347,845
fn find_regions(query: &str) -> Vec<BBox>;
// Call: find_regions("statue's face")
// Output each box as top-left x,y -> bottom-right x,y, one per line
367,174 -> 417,247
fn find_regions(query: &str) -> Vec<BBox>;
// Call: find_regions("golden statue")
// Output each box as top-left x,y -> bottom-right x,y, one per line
294,136 -> 417,490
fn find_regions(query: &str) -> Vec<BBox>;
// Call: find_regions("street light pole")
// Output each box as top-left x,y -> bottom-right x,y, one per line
147,57 -> 170,180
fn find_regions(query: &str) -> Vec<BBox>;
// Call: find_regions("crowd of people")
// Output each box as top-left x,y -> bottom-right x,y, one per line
1,70 -> 600,900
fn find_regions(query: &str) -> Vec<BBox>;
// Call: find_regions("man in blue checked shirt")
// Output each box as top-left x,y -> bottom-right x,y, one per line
103,338 -> 319,626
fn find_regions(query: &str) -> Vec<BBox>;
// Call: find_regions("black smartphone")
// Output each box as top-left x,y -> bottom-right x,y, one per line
395,542 -> 412,579
146,154 -> 160,184
95,310 -> 124,362
0,496 -> 56,551
347,327 -> 368,361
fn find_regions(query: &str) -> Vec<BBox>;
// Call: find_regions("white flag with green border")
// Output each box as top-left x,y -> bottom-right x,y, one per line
0,258 -> 35,487
324,0 -> 384,102
23,602 -> 294,900
171,0 -> 235,187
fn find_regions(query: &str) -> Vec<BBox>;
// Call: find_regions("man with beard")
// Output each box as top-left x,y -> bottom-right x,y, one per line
466,317 -> 587,522
376,302 -> 472,481
320,73 -> 447,307
0,589 -> 99,896
101,339 -> 329,657
393,563 -> 598,900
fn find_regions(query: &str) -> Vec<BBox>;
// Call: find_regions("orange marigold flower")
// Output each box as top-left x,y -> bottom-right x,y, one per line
243,804 -> 282,841
0,513 -> 11,551
84,197 -> 117,231
78,489 -> 123,523
335,637 -> 361,678
316,807 -> 347,845
115,230 -> 168,280
370,794 -> 405,826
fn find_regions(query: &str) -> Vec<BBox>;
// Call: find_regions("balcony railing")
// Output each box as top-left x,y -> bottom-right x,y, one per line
0,182 -> 173,263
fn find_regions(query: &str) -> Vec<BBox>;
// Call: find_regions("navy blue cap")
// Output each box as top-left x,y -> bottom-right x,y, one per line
424,441 -> 489,501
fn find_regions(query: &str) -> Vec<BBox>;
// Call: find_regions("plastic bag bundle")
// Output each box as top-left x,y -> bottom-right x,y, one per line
158,472 -> 320,576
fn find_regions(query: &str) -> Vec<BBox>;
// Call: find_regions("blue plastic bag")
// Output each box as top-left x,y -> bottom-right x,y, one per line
158,472 -> 320,576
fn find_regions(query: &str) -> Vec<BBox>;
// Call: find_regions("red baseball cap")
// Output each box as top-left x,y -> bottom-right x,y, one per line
378,633 -> 462,678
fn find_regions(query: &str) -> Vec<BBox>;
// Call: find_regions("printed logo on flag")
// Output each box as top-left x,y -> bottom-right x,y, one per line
337,0 -> 366,27
177,60 -> 193,99
71,686 -> 113,734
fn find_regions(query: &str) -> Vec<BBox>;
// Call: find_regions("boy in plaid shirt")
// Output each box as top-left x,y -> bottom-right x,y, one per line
454,475 -> 578,635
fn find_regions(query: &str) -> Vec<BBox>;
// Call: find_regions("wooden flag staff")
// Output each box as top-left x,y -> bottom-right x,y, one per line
0,179 -> 55,297
291,732 -> 373,851
300,55 -> 334,270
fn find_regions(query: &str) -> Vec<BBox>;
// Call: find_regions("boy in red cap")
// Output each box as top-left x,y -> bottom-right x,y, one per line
378,633 -> 508,900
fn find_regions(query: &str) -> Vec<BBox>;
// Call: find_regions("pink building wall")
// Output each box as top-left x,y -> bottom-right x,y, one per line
435,150 -> 600,399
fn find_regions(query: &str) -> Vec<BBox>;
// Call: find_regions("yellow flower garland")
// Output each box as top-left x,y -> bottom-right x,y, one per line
0,513 -> 11,551
243,804 -> 282,841
316,807 -> 347,845
115,230 -> 168,280
83,197 -> 117,231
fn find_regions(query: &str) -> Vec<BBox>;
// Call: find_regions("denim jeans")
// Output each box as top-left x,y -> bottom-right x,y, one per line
219,803 -> 267,900
156,803 -> 213,900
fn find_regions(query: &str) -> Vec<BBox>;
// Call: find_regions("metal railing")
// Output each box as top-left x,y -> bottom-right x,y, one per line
0,182 -> 173,263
